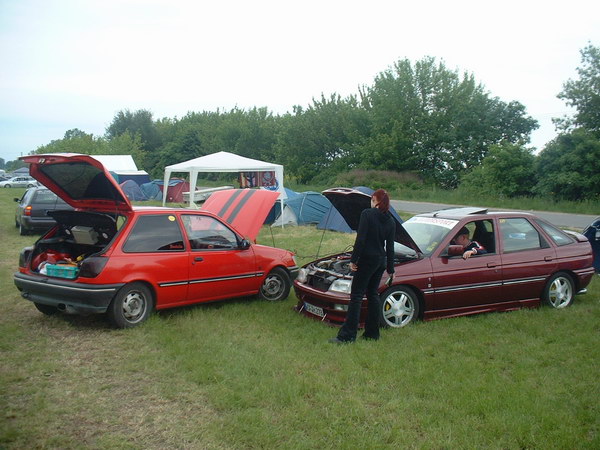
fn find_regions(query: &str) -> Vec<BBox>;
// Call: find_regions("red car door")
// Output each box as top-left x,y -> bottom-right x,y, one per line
498,217 -> 557,302
182,214 -> 259,303
430,219 -> 504,310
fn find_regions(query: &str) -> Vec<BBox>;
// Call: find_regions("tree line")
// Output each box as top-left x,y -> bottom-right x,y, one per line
16,44 -> 600,202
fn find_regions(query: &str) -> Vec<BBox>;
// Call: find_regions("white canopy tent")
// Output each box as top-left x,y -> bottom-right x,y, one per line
162,151 -> 287,208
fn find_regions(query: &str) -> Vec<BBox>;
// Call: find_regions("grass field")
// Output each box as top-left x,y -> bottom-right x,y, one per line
1,188 -> 599,449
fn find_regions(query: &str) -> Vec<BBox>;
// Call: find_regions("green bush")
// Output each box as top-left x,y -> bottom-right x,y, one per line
334,169 -> 424,192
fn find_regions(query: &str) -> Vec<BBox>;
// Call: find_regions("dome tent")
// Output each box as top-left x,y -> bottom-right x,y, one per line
266,188 -> 332,227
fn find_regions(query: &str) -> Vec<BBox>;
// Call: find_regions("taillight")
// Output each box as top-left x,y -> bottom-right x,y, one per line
78,256 -> 109,278
24,206 -> 32,216
19,247 -> 33,268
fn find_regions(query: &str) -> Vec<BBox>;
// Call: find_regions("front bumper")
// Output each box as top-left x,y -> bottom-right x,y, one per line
293,282 -> 357,326
14,272 -> 124,314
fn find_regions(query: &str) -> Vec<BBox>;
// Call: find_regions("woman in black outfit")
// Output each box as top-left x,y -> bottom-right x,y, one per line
329,189 -> 396,343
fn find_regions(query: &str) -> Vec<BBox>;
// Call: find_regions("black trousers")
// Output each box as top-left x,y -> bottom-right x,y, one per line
337,257 -> 385,341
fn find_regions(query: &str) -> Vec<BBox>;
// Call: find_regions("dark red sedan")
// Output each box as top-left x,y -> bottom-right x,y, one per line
294,188 -> 595,328
14,154 -> 298,328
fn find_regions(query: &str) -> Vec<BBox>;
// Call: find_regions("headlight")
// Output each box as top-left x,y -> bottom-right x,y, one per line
296,268 -> 308,283
329,278 -> 352,293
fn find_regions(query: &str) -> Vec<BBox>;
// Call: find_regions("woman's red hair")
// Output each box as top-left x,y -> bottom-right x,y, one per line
372,189 -> 390,213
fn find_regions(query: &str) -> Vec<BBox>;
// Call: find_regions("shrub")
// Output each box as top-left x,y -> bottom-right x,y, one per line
334,169 -> 423,192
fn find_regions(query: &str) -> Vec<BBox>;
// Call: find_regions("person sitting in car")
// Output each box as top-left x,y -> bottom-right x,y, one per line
453,227 -> 487,259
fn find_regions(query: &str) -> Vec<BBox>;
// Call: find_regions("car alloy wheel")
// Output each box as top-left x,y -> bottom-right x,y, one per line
544,272 -> 574,309
380,285 -> 420,328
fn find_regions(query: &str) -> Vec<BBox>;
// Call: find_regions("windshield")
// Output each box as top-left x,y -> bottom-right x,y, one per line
403,216 -> 459,256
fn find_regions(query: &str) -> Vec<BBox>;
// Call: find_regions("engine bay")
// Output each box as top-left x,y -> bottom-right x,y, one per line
302,243 -> 420,291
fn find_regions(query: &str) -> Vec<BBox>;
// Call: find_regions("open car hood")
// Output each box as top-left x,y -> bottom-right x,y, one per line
202,189 -> 280,241
322,187 -> 422,253
20,154 -> 132,213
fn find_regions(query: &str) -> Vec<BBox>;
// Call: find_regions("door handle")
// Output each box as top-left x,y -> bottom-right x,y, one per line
544,256 -> 553,262
194,257 -> 204,262
487,262 -> 497,268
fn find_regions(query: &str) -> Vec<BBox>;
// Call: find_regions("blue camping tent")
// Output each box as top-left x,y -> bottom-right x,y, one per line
317,186 -> 403,233
140,181 -> 163,201
120,179 -> 148,201
583,217 -> 600,273
265,188 -> 332,226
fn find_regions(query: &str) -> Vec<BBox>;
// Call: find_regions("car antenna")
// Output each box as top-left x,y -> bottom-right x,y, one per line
316,207 -> 336,259
268,224 -> 276,247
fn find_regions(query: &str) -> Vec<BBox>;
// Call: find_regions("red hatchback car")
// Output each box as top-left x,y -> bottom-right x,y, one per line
14,154 -> 298,328
294,188 -> 595,328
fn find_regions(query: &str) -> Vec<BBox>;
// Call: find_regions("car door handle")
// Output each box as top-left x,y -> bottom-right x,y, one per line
487,262 -> 497,268
544,256 -> 553,261
194,257 -> 204,262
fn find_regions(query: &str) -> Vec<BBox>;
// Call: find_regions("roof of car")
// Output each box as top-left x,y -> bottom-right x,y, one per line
418,207 -> 537,220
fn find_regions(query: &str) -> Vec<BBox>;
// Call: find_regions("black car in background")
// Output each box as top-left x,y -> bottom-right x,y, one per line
15,187 -> 73,235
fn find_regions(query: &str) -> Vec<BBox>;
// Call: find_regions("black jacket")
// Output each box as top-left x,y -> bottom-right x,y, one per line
351,207 -> 396,274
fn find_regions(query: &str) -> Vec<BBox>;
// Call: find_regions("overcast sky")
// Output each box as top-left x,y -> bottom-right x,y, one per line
1,0 -> 599,164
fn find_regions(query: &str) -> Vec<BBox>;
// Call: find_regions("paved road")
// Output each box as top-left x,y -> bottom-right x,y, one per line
391,199 -> 598,230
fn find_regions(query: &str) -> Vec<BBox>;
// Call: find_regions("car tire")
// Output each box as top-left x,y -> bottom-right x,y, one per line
4,184 -> 11,188
543,272 -> 574,309
379,285 -> 420,328
259,267 -> 291,301
34,302 -> 59,316
19,221 -> 28,236
107,282 -> 154,328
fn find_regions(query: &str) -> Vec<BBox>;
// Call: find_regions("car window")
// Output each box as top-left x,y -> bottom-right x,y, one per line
403,217 -> 458,255
21,189 -> 34,204
534,219 -> 574,246
451,219 -> 496,254
499,218 -> 546,252
34,190 -> 63,205
122,214 -> 185,253
182,214 -> 238,250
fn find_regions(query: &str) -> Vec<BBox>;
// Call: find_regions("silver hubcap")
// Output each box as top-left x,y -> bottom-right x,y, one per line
261,275 -> 283,300
382,290 -> 415,327
548,277 -> 572,308
122,291 -> 146,322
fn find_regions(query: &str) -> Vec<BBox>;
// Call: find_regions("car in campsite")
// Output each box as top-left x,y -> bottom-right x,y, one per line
15,186 -> 74,235
0,176 -> 38,188
13,154 -> 298,328
294,188 -> 595,328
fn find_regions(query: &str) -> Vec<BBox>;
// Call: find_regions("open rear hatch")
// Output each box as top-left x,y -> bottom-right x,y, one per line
20,153 -> 132,213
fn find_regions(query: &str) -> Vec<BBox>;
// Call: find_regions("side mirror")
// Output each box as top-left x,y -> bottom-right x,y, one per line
239,239 -> 251,250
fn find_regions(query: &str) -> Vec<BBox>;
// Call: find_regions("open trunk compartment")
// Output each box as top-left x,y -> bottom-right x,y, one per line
29,211 -> 124,277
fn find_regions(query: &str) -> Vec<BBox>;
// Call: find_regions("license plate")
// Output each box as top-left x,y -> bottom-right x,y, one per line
304,302 -> 324,317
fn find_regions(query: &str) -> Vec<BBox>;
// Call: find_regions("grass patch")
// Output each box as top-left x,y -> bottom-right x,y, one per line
1,188 -> 599,448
